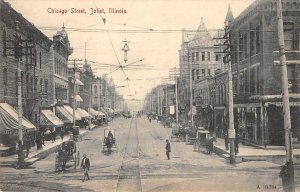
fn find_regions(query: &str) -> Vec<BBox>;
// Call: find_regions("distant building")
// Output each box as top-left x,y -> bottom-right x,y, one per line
178,18 -> 224,123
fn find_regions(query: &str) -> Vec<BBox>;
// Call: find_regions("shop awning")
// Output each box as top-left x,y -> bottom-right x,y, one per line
0,103 -> 36,134
88,108 -> 98,116
75,79 -> 84,86
63,105 -> 82,120
98,111 -> 106,117
55,106 -> 73,123
75,95 -> 83,102
40,110 -> 64,128
76,108 -> 89,118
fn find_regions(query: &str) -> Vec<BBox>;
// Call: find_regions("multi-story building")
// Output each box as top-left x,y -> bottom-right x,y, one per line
0,0 -> 52,125
229,0 -> 300,146
179,18 -> 225,124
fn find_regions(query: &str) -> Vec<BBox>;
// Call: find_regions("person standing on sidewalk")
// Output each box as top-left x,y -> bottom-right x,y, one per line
60,128 -> 64,141
25,137 -> 31,158
165,139 -> 171,160
224,131 -> 229,150
235,133 -> 240,155
81,154 -> 90,182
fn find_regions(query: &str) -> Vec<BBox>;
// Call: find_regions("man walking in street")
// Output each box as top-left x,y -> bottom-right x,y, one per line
166,139 -> 171,160
81,154 -> 90,182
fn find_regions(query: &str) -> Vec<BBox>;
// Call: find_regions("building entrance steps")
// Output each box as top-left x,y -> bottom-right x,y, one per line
213,137 -> 300,164
0,128 -> 89,167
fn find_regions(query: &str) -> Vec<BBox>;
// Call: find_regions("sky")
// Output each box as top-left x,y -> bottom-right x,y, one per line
6,0 -> 255,110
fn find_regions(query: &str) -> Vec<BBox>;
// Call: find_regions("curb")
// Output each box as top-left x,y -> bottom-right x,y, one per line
0,129 -> 91,168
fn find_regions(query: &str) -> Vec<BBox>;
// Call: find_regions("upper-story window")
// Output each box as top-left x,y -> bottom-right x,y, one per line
3,68 -> 7,96
284,22 -> 299,50
201,52 -> 205,61
207,52 -> 210,61
192,52 -> 195,62
196,52 -> 199,61
39,52 -> 42,69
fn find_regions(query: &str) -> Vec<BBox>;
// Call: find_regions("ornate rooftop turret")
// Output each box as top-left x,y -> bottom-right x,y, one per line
53,23 -> 73,55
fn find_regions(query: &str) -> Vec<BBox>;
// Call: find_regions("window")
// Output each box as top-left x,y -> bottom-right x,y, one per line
39,52 -> 42,69
250,68 -> 256,94
44,79 -> 48,93
239,32 -> 244,60
3,28 -> 6,56
192,69 -> 195,80
196,52 -> 199,61
244,33 -> 248,58
202,69 -> 205,76
201,52 -> 205,61
208,69 -> 211,76
207,52 -> 210,61
216,54 -> 220,61
40,78 -> 43,92
287,64 -> 296,93
284,22 -> 297,50
256,26 -> 260,54
250,30 -> 255,56
3,69 -> 7,96
196,69 -> 200,79
192,52 -> 195,62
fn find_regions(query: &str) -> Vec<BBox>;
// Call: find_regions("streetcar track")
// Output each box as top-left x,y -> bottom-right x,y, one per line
115,117 -> 143,192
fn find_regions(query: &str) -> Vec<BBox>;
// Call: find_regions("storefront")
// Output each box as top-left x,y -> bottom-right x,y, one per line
0,103 -> 36,155
39,109 -> 64,139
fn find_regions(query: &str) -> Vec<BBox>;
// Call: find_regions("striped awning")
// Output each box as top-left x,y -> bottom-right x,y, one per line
40,110 -> 64,128
88,108 -> 98,116
63,105 -> 81,120
55,106 -> 73,123
76,108 -> 89,118
0,103 -> 36,134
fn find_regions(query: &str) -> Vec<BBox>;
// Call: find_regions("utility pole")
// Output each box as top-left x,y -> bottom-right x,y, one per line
188,51 -> 194,126
277,0 -> 295,191
85,42 -> 92,130
15,21 -> 24,168
170,67 -> 179,123
227,61 -> 235,164
165,84 -> 168,119
72,59 -> 77,127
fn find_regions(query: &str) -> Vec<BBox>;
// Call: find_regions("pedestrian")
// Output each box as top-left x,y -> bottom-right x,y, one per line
224,131 -> 229,150
25,138 -> 31,158
165,139 -> 171,160
60,129 -> 64,141
81,154 -> 90,182
235,133 -> 239,155
149,118 -> 151,123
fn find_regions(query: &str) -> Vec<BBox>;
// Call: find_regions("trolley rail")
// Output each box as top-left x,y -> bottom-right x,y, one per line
115,117 -> 143,192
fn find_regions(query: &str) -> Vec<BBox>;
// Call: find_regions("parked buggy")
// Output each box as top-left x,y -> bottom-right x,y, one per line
102,129 -> 118,153
193,129 -> 216,154
55,140 -> 78,171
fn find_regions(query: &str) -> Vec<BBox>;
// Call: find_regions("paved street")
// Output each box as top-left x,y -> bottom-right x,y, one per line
1,117 -> 299,192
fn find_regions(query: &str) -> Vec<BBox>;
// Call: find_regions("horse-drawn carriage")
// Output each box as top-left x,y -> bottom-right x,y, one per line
55,140 -> 79,171
193,129 -> 216,154
102,129 -> 118,153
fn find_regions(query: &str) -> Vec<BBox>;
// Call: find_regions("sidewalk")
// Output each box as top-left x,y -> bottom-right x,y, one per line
0,128 -> 91,168
213,137 -> 300,164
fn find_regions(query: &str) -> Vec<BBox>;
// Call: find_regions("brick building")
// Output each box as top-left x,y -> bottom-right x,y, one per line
178,18 -> 224,124
229,0 -> 300,145
0,0 -> 52,125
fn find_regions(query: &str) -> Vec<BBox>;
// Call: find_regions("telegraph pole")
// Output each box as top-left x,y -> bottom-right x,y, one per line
15,21 -> 24,168
277,0 -> 295,191
73,59 -> 77,127
188,51 -> 194,126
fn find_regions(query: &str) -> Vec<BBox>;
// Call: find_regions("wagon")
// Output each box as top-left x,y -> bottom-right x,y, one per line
102,129 -> 118,153
193,129 -> 216,154
55,140 -> 78,171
